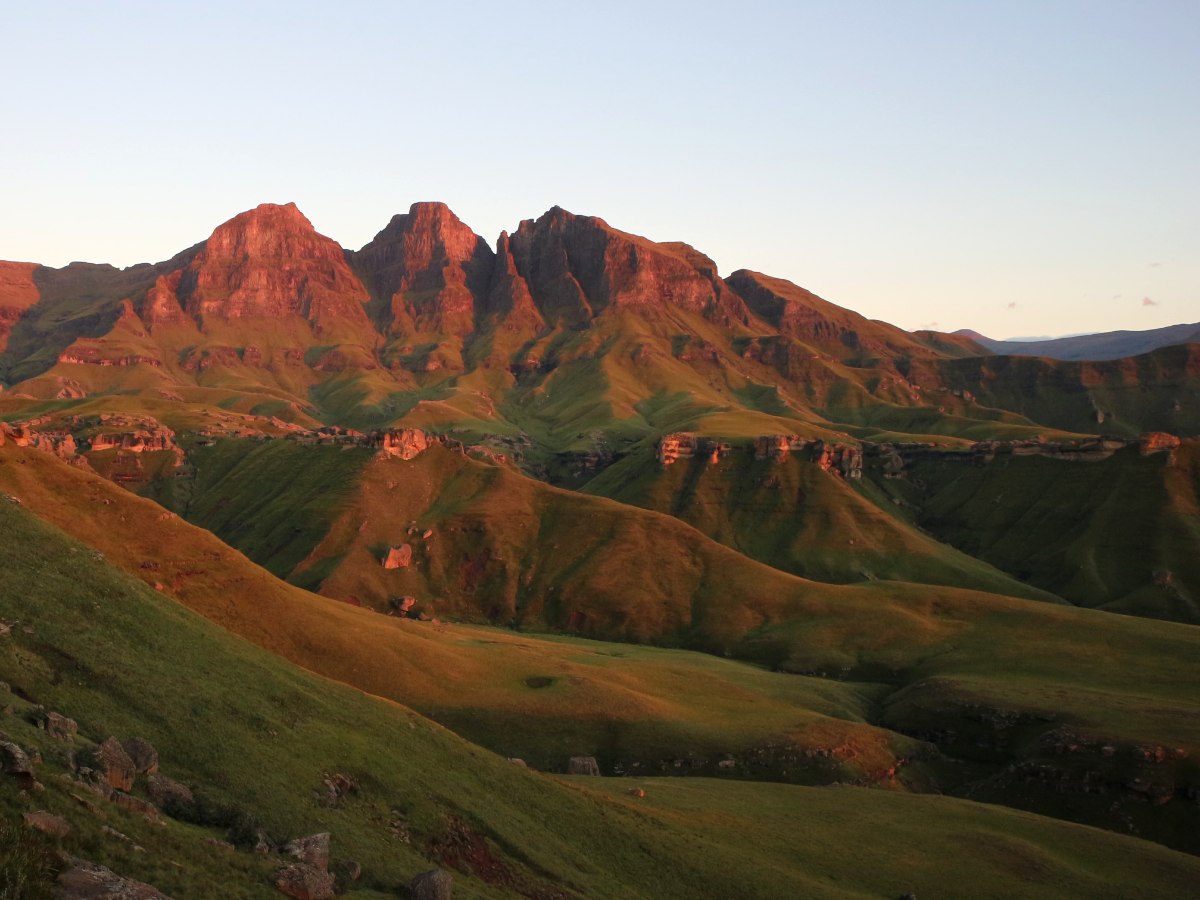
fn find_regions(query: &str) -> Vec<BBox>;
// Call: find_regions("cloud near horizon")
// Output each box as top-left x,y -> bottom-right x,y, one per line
1142,297 -> 1158,307
1005,302 -> 1017,310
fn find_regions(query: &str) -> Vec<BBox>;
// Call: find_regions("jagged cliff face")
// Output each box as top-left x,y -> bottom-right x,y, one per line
142,203 -> 371,332
1,200 -> 1196,445
352,201 -> 494,337
0,261 -> 40,352
507,207 -> 751,325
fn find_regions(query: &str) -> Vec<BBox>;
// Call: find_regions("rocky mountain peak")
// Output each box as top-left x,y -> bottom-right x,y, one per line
353,202 -> 493,337
202,202 -> 329,261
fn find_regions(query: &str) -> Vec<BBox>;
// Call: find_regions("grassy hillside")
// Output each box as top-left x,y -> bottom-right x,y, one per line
581,444 -> 1059,601
3,440 -> 1199,853
4,490 -> 1200,898
868,442 -> 1200,623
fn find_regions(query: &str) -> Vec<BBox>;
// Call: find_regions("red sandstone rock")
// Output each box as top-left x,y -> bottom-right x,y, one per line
159,203 -> 372,333
375,428 -> 432,460
354,201 -> 494,337
0,261 -> 40,352
88,737 -> 137,791
508,206 -> 751,325
1139,432 -> 1181,456
382,543 -> 413,569
274,863 -> 335,900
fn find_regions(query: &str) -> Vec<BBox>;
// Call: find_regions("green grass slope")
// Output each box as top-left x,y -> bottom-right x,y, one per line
581,444 -> 1059,602
868,442 -> 1200,623
4,440 -> 1200,853
4,497 -> 1200,898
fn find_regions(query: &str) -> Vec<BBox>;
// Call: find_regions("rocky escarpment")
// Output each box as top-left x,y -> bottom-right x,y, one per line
1,415 -> 185,484
867,433 -> 1182,477
509,207 -> 753,326
0,261 -> 40,352
140,203 -> 372,333
351,201 -> 495,338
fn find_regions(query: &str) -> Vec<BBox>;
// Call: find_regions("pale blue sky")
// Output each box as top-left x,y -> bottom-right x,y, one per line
2,1 -> 1196,338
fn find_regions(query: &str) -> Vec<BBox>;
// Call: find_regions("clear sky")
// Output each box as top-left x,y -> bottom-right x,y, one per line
2,1 -> 1196,339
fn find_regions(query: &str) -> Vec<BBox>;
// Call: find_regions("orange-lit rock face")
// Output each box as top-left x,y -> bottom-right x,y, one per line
141,271 -> 190,328
508,207 -> 749,325
178,203 -> 370,327
354,201 -> 494,336
375,428 -> 433,460
382,543 -> 413,569
484,231 -> 544,332
1140,432 -> 1181,455
0,261 -> 40,351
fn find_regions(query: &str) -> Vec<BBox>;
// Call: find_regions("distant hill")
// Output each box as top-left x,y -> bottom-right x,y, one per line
955,322 -> 1200,361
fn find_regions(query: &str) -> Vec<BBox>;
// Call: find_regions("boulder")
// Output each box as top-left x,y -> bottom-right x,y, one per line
390,596 -> 417,615
1139,431 -> 1181,456
111,790 -> 160,821
284,832 -> 331,871
45,711 -> 78,742
86,737 -> 137,791
273,863 -> 335,900
122,737 -> 158,774
410,868 -> 453,900
567,756 -> 601,776
375,428 -> 432,460
0,738 -> 37,789
55,858 -> 173,899
382,543 -> 413,569
145,773 -> 193,807
22,810 -> 70,837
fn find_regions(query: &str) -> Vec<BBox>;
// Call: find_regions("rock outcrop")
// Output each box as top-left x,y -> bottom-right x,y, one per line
0,737 -> 37,789
373,428 -> 434,460
410,868 -> 453,900
568,756 -> 601,775
284,832 -> 331,872
814,441 -> 863,479
656,433 -> 731,466
56,858 -> 173,899
0,260 -> 40,352
22,810 -> 70,837
85,736 -> 137,791
122,737 -> 158,774
382,543 -> 413,569
353,202 -> 494,337
509,206 -> 751,325
1140,431 -> 1181,456
153,203 -> 372,333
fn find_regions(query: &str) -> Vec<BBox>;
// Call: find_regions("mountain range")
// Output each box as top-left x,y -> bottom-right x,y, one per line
0,202 -> 1197,898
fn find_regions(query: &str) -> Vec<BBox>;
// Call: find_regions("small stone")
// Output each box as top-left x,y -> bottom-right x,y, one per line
344,860 -> 362,882
628,788 -> 645,798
